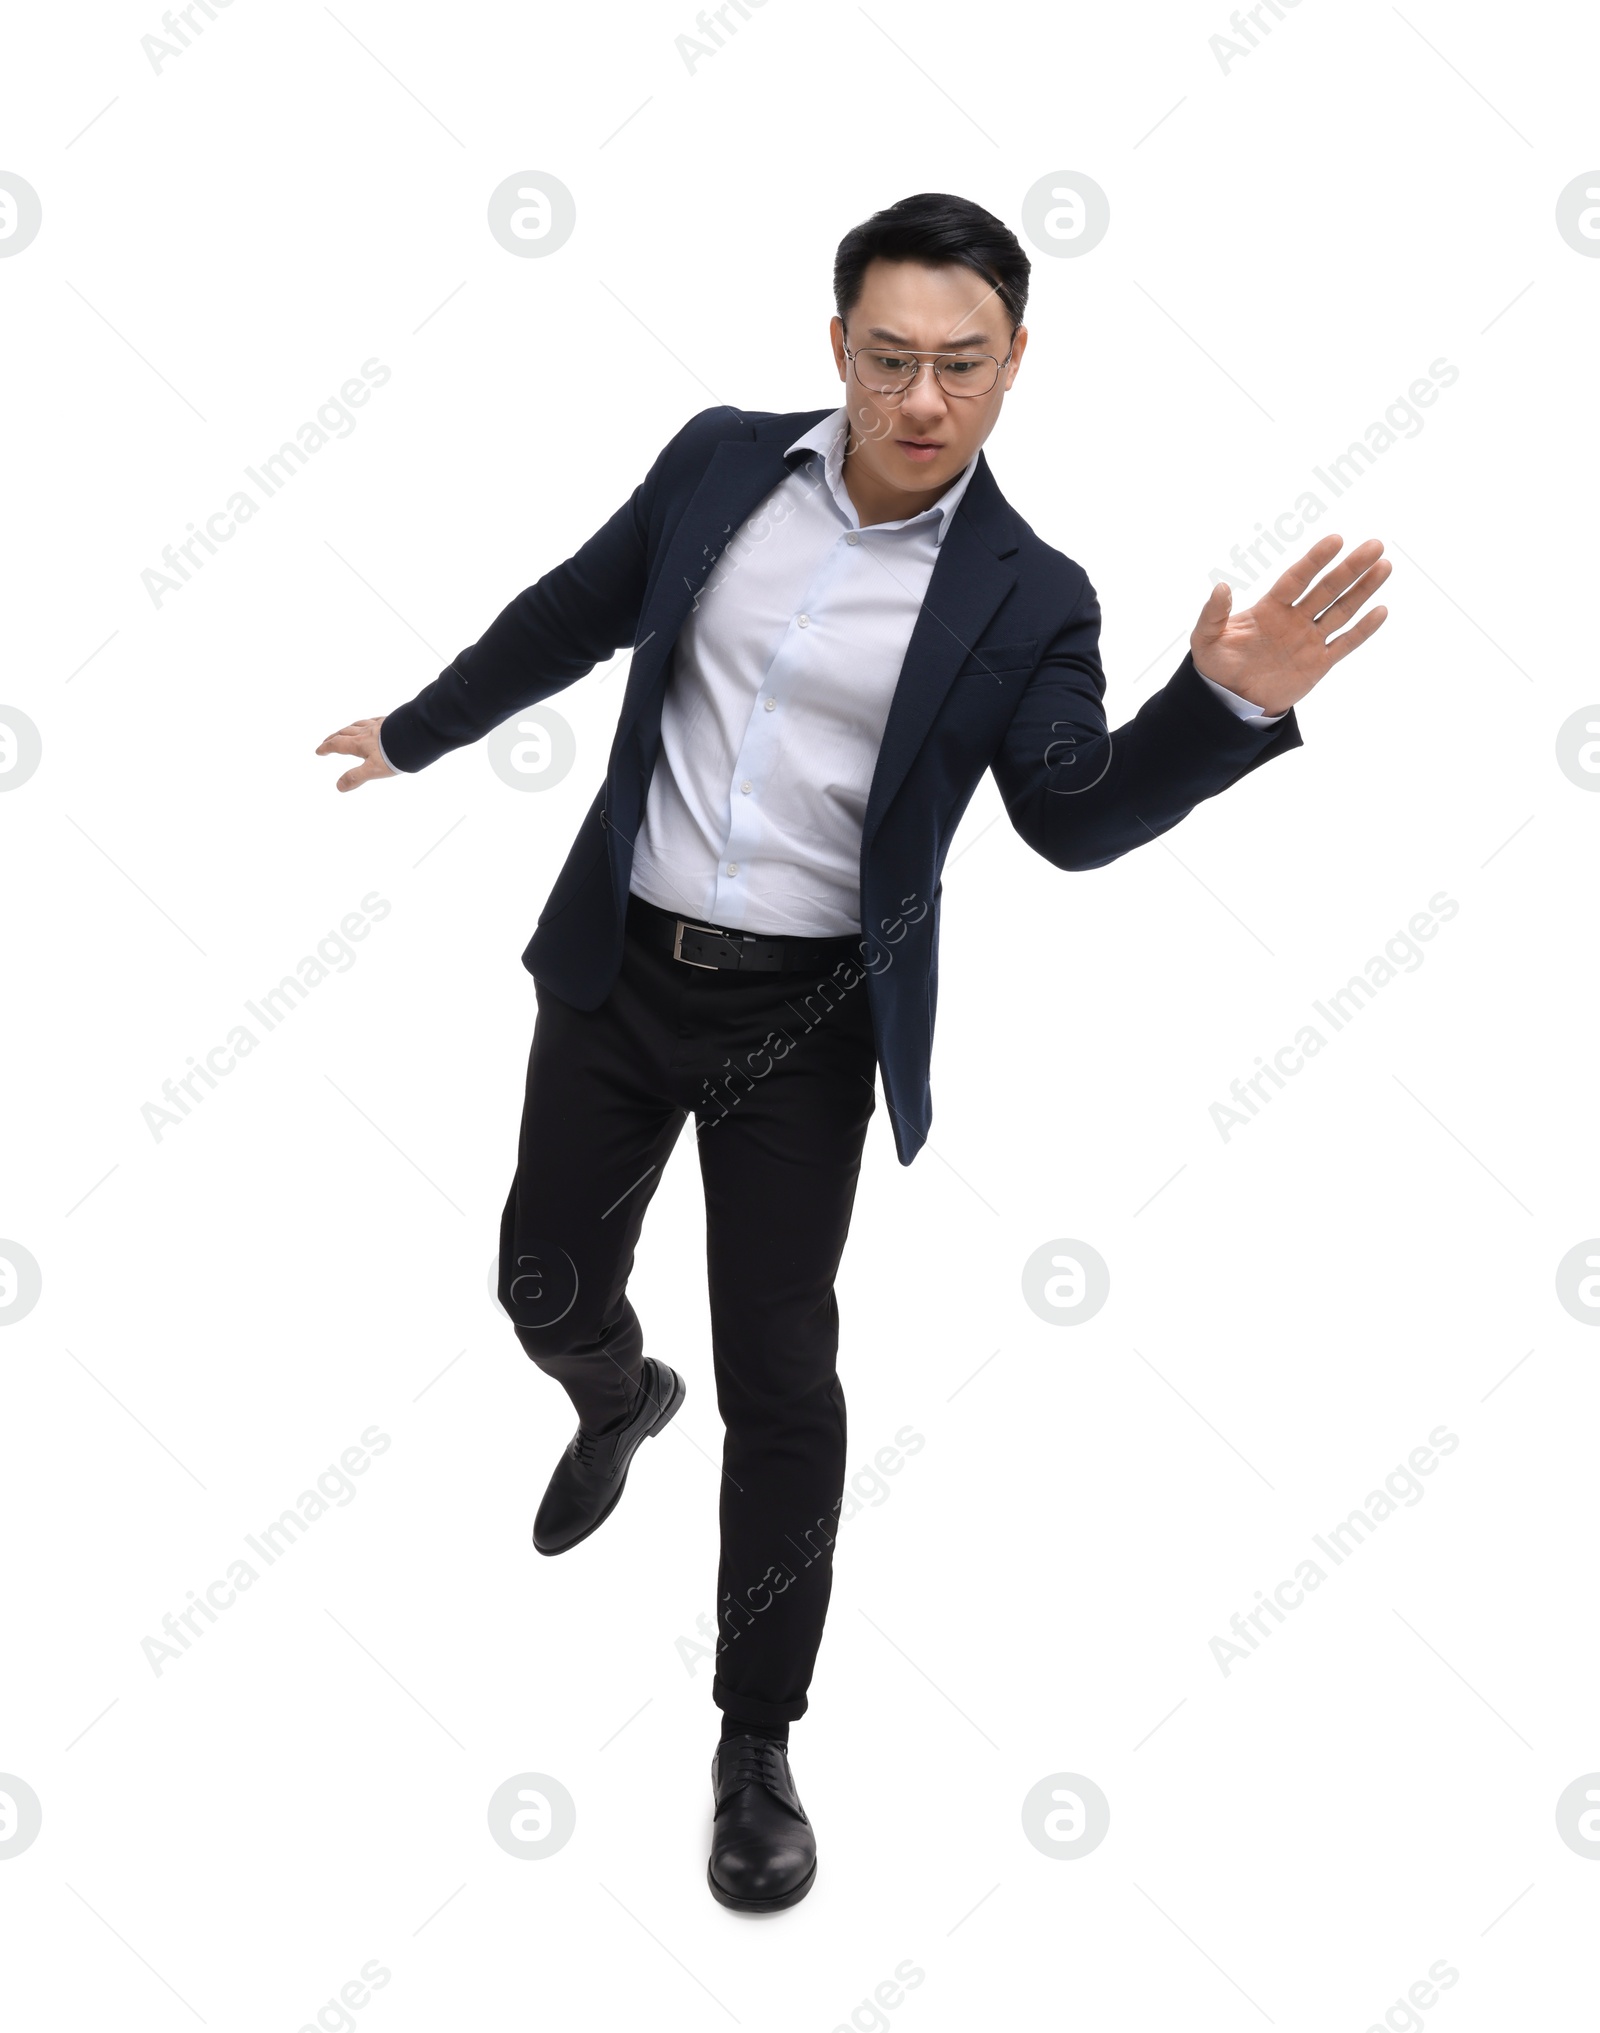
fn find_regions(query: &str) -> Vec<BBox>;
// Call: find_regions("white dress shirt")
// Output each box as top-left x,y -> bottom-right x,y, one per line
627,407 -> 984,936
384,406 -> 1280,933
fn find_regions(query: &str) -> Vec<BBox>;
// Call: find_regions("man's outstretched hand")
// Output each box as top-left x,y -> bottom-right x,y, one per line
1190,535 -> 1391,717
316,716 -> 397,793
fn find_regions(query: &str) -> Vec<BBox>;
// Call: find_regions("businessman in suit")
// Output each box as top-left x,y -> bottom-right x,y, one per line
318,192 -> 1389,1911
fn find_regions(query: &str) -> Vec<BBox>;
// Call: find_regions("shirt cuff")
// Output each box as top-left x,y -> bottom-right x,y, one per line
1196,669 -> 1287,728
376,724 -> 400,773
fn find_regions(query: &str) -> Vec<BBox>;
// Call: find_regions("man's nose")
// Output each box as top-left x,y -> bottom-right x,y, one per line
900,361 -> 949,418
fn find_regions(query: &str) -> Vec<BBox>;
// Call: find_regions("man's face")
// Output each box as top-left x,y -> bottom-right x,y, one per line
829,257 -> 1026,502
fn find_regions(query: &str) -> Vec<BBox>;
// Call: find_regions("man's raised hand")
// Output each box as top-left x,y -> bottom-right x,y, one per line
316,716 -> 398,793
1189,534 -> 1392,717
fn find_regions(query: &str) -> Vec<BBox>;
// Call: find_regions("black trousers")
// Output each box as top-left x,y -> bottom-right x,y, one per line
497,891 -> 880,1725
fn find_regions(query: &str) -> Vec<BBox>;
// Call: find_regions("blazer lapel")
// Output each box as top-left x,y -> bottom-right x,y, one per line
860,453 -> 1019,848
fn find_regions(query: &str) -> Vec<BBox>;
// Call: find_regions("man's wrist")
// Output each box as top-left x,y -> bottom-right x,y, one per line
1194,666 -> 1287,728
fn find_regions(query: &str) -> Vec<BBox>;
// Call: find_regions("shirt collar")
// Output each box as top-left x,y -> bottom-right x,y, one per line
784,405 -> 980,547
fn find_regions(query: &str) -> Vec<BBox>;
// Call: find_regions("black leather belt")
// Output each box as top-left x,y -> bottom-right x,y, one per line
626,892 -> 863,973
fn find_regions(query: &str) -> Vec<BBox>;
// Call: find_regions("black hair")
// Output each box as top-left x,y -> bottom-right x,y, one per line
833,192 -> 1030,337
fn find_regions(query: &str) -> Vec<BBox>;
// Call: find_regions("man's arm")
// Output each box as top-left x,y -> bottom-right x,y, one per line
992,534 -> 1388,870
991,589 -> 1298,872
318,408 -> 726,789
378,423 -> 690,773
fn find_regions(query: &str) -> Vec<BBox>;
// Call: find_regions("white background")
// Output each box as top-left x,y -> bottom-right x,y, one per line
3,0 -> 1597,2026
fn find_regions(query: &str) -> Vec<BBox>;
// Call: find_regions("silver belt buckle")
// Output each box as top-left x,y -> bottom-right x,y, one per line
672,917 -> 724,970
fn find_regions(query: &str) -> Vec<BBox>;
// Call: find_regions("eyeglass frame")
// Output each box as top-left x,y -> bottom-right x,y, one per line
841,339 -> 1017,400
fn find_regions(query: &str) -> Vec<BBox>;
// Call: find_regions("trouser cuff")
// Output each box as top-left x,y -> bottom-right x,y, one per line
712,1675 -> 809,1725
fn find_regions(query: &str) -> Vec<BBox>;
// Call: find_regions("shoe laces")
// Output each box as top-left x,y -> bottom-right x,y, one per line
570,1428 -> 600,1468
722,1733 -> 786,1794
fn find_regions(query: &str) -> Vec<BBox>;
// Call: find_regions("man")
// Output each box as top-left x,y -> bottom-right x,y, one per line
318,192 -> 1389,1912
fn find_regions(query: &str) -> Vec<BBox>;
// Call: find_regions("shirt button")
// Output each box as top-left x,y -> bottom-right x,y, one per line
796,614 -> 810,628
763,697 -> 776,712
740,780 -> 752,794
727,862 -> 739,875
846,532 -> 860,545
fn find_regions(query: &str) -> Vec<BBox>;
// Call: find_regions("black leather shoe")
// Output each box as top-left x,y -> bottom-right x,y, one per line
532,1356 -> 685,1555
706,1734 -> 817,1911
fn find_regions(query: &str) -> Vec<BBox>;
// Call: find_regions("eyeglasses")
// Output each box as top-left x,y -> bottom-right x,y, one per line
843,342 -> 1014,399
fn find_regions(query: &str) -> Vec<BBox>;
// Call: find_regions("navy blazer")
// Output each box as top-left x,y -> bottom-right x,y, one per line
379,404 -> 1302,1164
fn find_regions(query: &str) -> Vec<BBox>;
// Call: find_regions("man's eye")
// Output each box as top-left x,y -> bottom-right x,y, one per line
868,354 -> 908,370
942,359 -> 980,376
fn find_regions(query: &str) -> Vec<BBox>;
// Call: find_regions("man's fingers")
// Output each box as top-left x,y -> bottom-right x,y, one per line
1300,538 -> 1386,619
1324,605 -> 1389,665
1313,556 -> 1393,634
318,717 -> 395,788
1263,533 -> 1345,608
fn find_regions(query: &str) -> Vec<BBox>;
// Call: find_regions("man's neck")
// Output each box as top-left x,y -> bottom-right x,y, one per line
840,432 -> 959,530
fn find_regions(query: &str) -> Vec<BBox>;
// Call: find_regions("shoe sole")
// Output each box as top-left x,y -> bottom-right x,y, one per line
705,1855 -> 817,1912
533,1364 -> 686,1557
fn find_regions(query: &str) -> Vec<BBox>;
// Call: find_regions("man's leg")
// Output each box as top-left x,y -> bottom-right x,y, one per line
498,938 -> 688,1545
686,952 -> 878,1910
689,963 -> 879,1727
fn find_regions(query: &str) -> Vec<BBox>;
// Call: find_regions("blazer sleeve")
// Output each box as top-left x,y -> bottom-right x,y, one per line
989,567 -> 1302,871
377,414 -> 703,773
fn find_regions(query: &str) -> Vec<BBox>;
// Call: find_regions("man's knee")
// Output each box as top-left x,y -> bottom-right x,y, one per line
497,1235 -> 586,1341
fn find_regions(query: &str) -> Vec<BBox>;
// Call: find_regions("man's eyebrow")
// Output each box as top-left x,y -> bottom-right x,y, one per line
863,326 -> 992,350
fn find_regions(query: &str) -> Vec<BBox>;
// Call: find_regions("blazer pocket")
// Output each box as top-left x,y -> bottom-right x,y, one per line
955,638 -> 1037,677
